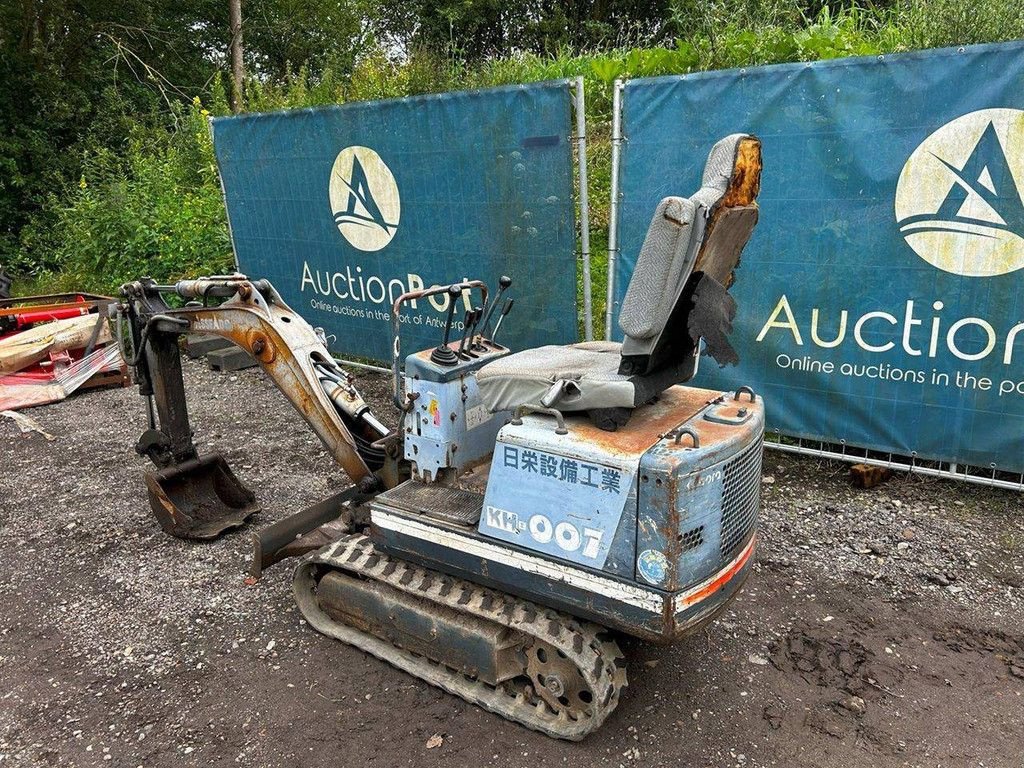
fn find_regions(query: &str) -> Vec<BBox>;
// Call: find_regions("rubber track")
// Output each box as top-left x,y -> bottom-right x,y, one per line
293,534 -> 628,740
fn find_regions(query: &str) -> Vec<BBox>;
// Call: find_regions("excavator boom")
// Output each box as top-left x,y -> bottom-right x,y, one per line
119,275 -> 390,539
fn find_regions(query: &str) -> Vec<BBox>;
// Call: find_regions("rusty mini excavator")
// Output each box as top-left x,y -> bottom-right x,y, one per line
117,134 -> 764,740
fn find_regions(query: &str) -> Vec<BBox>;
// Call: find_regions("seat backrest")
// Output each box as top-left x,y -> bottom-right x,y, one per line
617,133 -> 762,378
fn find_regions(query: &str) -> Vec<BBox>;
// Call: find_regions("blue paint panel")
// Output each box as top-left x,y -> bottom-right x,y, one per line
617,42 -> 1024,472
480,440 -> 637,572
211,81 -> 578,362
636,458 -> 726,592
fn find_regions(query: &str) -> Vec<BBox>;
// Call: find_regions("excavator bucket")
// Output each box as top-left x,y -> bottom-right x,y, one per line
143,453 -> 260,540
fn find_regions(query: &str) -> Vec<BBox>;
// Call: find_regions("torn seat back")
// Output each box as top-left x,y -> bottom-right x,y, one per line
618,134 -> 762,378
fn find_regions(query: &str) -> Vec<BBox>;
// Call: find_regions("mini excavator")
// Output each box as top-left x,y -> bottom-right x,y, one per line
117,134 -> 764,740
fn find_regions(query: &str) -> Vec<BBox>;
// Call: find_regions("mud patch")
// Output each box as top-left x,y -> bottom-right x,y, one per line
935,625 -> 1024,679
770,623 -> 903,699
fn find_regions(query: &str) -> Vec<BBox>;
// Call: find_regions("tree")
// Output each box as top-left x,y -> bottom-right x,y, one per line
229,0 -> 245,111
368,0 -> 670,60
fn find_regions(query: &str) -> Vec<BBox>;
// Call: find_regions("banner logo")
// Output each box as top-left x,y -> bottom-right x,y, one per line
329,146 -> 400,251
895,108 -> 1024,277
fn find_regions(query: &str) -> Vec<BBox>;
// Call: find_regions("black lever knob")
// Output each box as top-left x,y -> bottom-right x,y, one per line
481,275 -> 513,338
430,284 -> 464,366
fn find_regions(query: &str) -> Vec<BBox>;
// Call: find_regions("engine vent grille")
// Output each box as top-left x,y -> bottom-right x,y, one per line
720,438 -> 762,562
679,525 -> 705,554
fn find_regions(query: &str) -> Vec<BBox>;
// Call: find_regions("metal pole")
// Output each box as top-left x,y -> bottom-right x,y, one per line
336,358 -> 391,375
606,79 -> 624,340
573,77 -> 593,341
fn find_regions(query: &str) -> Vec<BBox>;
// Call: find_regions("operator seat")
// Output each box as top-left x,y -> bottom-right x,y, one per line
476,133 -> 763,430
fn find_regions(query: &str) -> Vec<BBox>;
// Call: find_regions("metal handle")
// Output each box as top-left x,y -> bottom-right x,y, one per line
480,275 -> 512,337
734,385 -> 756,402
672,427 -> 700,448
511,404 -> 568,435
389,280 -> 488,411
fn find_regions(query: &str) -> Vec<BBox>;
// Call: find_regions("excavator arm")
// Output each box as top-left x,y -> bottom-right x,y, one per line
118,275 -> 393,540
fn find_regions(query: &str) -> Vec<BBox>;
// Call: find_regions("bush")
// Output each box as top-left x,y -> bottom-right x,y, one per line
22,99 -> 233,294
12,0 -> 1024,333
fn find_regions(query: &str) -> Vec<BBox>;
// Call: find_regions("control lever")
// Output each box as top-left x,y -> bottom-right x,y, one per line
458,306 -> 483,359
491,298 -> 514,344
430,285 -> 463,366
470,300 -> 491,352
480,275 -> 512,338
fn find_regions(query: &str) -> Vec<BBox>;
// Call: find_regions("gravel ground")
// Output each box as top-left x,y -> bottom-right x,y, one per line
1,358 -> 1022,768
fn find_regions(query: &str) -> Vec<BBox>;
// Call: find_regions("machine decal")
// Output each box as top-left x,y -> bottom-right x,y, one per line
374,508 -> 664,613
501,445 -> 623,493
484,506 -> 605,562
426,394 -> 441,426
465,402 -> 490,430
479,441 -> 635,569
636,549 -> 669,585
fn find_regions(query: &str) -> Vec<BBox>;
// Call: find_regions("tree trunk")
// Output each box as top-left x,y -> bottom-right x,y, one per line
228,0 -> 244,113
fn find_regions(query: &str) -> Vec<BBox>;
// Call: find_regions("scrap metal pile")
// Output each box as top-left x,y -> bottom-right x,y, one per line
0,291 -> 130,412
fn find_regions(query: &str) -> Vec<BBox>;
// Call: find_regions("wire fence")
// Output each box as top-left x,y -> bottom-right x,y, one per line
765,433 -> 1024,492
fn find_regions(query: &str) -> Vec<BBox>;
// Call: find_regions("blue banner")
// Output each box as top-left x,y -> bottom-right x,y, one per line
617,42 -> 1024,472
212,81 -> 578,361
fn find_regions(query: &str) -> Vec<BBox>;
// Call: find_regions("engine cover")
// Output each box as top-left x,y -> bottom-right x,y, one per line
370,384 -> 764,642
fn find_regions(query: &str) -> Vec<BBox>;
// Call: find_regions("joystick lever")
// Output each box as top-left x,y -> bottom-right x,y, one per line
480,275 -> 512,339
430,285 -> 464,366
457,306 -> 482,359
491,298 -> 514,344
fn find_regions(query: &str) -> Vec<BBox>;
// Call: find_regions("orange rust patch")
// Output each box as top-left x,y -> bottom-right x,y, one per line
564,385 -> 719,457
720,136 -> 762,208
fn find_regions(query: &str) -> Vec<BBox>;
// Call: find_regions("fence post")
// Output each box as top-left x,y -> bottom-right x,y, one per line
606,79 -> 624,340
573,77 -> 593,341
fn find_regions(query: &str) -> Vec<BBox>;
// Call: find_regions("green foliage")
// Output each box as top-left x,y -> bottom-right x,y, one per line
0,0 -> 230,272
367,0 -> 672,61
24,101 -> 232,294
901,0 -> 1024,49
6,0 -> 1024,334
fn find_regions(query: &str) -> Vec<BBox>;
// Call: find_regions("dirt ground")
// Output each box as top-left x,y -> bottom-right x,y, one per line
1,358 -> 1023,768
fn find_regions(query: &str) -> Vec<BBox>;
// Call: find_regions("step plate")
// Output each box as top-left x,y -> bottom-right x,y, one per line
375,479 -> 483,526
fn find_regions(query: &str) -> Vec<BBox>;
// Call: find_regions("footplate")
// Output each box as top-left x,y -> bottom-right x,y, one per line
293,535 -> 627,740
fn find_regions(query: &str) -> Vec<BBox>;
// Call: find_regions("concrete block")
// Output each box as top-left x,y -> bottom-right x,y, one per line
184,334 -> 234,359
207,345 -> 258,372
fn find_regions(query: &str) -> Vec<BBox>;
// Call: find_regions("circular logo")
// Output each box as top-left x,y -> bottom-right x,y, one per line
328,146 -> 400,252
636,549 -> 669,586
895,108 -> 1024,277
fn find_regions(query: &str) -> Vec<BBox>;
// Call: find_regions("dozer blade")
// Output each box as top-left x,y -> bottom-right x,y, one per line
144,453 -> 260,540
249,486 -> 365,579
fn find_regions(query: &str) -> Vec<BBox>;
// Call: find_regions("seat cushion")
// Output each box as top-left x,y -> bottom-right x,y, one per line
476,342 -> 636,413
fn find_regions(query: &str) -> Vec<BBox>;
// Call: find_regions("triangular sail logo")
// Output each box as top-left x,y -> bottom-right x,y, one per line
328,146 -> 401,252
928,122 -> 1024,234
335,156 -> 398,233
895,108 -> 1024,277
